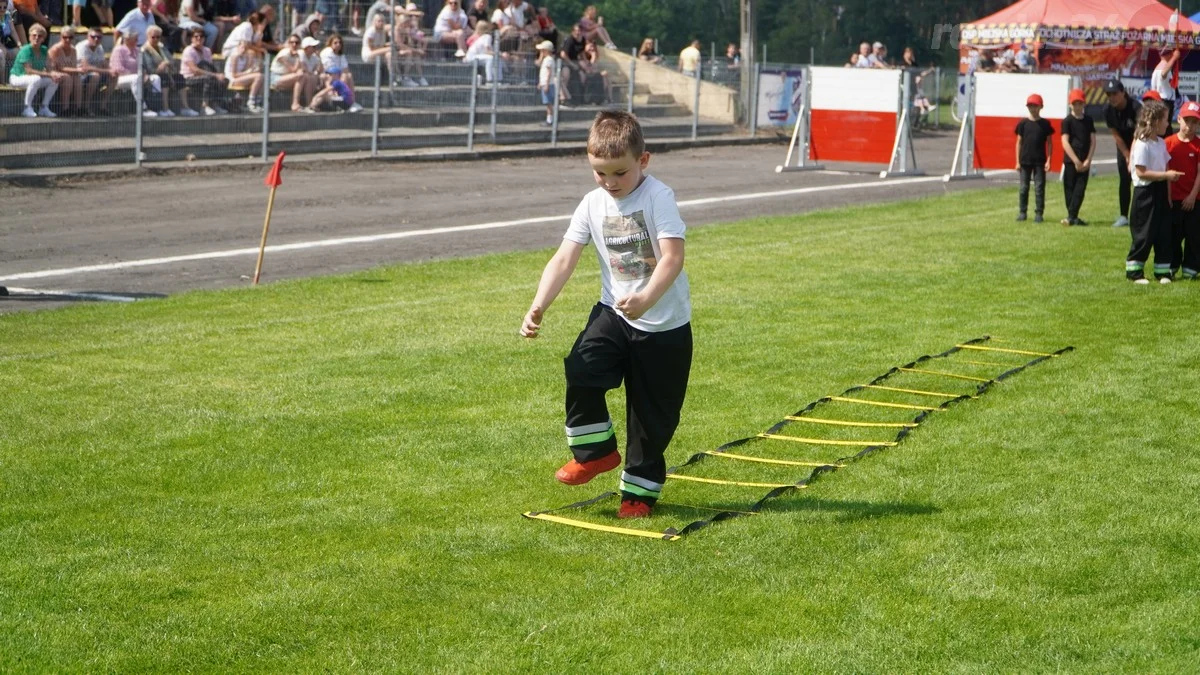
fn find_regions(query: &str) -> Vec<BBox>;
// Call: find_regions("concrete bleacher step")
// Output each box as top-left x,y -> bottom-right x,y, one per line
0,118 -> 735,169
0,101 -> 692,144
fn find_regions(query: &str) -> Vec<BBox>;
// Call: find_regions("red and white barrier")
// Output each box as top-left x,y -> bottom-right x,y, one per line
947,73 -> 1072,179
777,66 -> 920,177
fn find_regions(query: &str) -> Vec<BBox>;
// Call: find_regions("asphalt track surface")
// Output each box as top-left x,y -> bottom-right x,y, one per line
0,130 -> 1121,314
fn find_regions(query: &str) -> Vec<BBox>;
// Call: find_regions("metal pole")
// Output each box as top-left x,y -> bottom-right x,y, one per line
551,58 -> 561,147
261,50 -> 270,163
371,55 -> 381,157
489,31 -> 498,143
467,62 -> 478,150
934,66 -> 941,128
135,47 -> 143,167
627,48 -> 635,114
691,62 -> 701,140
387,0 -> 396,105
710,42 -> 716,79
749,61 -> 760,136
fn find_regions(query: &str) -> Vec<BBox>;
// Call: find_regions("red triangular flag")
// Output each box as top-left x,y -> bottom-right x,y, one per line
264,151 -> 286,188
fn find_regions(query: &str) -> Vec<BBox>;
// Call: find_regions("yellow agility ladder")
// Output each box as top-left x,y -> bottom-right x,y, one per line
522,336 -> 1072,541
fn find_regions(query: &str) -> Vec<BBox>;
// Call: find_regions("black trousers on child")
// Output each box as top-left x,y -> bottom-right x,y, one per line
1018,164 -> 1046,216
1127,182 -> 1173,279
1116,153 -> 1133,219
1062,162 -> 1089,221
563,303 -> 692,504
1168,202 -> 1200,276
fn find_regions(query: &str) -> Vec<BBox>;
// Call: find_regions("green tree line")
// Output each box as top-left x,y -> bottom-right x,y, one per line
541,0 -> 1200,67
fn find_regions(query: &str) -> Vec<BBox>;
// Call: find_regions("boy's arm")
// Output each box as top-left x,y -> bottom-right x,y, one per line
614,237 -> 684,321
1084,131 -> 1096,166
1061,130 -> 1081,166
1044,132 -> 1053,171
1015,136 -> 1022,169
1185,163 -> 1200,210
521,238 -> 585,338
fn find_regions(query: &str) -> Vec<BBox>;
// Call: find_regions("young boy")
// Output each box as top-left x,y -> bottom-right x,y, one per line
520,111 -> 692,520
1060,88 -> 1096,226
1164,100 -> 1200,279
1016,93 -> 1055,223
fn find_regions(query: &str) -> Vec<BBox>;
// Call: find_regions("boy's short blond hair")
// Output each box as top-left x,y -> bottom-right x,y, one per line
587,111 -> 645,159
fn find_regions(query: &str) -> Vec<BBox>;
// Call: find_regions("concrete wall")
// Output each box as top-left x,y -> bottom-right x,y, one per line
598,49 -> 740,125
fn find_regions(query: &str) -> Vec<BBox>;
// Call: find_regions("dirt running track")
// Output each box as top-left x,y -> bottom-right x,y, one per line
0,131 -> 1119,314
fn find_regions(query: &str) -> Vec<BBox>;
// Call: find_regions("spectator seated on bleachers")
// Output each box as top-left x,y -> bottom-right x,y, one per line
210,0 -> 240,42
81,0 -> 115,30
220,5 -> 264,55
150,0 -> 185,53
299,35 -> 340,110
507,0 -> 535,38
114,0 -> 156,46
318,33 -> 361,110
395,3 -> 428,85
9,23 -> 59,117
577,5 -> 612,49
143,25 -> 191,115
292,11 -> 321,41
463,19 -> 501,83
490,0 -> 523,53
178,0 -> 219,49
581,39 -> 607,103
637,37 -> 660,64
181,26 -> 227,114
47,24 -> 83,116
76,27 -> 116,114
222,37 -> 262,110
270,33 -> 315,111
433,0 -> 468,57
466,0 -> 487,30
360,11 -> 394,82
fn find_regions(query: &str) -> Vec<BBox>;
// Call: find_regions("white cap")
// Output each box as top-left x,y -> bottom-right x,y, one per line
873,41 -> 884,49
301,36 -> 320,48
535,40 -> 554,51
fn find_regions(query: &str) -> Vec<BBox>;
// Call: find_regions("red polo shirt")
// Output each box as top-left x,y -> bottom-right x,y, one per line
1165,132 -> 1200,202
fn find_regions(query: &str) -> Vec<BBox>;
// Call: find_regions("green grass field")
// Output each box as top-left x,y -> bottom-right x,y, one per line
3,176 -> 1199,671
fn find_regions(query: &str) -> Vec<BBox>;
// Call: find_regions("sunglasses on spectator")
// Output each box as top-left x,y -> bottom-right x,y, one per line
288,39 -> 300,44
88,33 -> 102,39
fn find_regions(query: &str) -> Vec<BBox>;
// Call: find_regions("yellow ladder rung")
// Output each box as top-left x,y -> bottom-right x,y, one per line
829,396 -> 940,411
958,359 -> 1011,367
705,451 -> 844,467
898,367 -> 992,382
758,433 -> 896,447
785,415 -> 917,428
522,512 -> 681,540
667,474 -> 802,489
956,344 -> 1057,357
861,384 -> 974,399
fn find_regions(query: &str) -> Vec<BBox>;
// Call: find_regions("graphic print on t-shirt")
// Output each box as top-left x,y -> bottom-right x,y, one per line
603,210 -> 657,281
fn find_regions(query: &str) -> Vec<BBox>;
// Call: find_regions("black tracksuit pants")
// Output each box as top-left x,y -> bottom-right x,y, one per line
563,303 -> 692,504
1117,152 -> 1132,219
1128,182 -> 1173,279
1062,162 -> 1089,221
1018,164 -> 1045,216
1168,202 -> 1200,276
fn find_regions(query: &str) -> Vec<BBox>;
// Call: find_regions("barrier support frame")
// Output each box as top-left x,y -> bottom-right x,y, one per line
775,66 -> 824,173
944,74 -> 985,183
880,68 -> 924,179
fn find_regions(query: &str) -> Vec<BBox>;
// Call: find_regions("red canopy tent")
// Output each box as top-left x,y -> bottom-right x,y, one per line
959,0 -> 1200,102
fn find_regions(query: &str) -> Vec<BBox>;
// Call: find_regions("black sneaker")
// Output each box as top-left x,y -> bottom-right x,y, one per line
1033,214 -> 1044,223
1073,218 -> 1088,226
1016,212 -> 1027,222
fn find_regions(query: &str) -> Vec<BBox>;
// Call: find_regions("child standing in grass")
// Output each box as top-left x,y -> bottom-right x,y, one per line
1060,88 -> 1095,226
520,110 -> 692,520
1164,101 -> 1200,279
1015,93 -> 1055,223
1127,99 -> 1183,284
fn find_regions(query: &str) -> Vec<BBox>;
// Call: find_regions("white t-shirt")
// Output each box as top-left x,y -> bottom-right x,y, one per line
465,32 -> 491,60
320,47 -> 348,73
490,7 -> 511,29
538,55 -> 554,88
77,41 -> 107,68
565,175 -> 691,332
434,7 -> 468,37
1151,64 -> 1175,101
222,21 -> 256,55
1130,137 -> 1170,187
362,24 -> 386,61
507,1 -> 530,28
854,54 -> 875,68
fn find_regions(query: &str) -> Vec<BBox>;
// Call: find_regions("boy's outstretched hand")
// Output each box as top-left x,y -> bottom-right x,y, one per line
520,306 -> 544,338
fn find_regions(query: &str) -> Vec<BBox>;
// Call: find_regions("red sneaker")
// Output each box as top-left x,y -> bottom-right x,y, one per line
618,499 -> 653,519
555,450 -> 621,485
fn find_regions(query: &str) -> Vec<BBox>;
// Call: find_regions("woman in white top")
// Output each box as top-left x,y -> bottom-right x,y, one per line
361,12 -> 394,83
271,34 -> 315,111
222,40 -> 264,112
395,4 -> 428,86
433,0 -> 468,57
178,0 -> 219,49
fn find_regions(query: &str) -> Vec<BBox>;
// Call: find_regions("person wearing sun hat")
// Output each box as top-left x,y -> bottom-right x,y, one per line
1060,88 -> 1096,226
1164,100 -> 1200,279
1015,92 -> 1055,223
535,38 -> 555,124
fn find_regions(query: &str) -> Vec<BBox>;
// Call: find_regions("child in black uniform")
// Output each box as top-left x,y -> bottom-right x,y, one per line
1061,88 -> 1096,225
1015,93 -> 1055,223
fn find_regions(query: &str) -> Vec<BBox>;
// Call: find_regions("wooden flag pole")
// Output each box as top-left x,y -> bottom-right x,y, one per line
254,151 -> 287,286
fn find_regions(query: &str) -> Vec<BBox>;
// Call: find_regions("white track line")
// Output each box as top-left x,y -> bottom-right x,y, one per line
0,167 -> 1064,284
